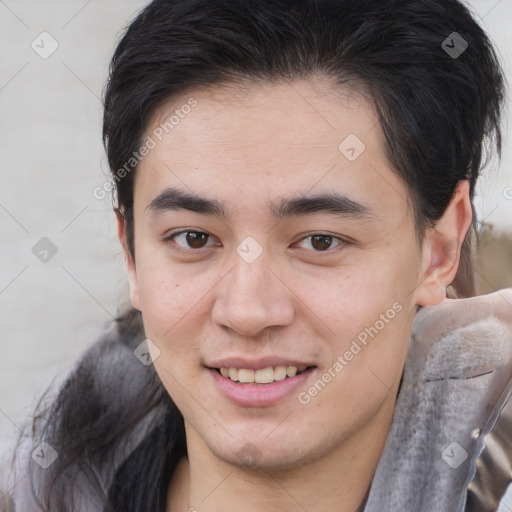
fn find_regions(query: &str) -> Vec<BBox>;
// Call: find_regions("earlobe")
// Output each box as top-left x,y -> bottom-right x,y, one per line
415,180 -> 473,307
115,209 -> 141,311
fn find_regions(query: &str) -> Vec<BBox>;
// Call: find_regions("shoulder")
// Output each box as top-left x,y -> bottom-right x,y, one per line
1,311 -> 167,511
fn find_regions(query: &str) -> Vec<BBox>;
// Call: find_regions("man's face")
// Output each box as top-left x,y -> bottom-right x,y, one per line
124,77 -> 429,470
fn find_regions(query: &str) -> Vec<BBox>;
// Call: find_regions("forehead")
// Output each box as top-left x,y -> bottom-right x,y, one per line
146,77 -> 376,156
135,77 -> 412,225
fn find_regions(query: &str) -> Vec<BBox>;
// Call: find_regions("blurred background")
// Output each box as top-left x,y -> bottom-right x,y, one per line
0,0 -> 511,444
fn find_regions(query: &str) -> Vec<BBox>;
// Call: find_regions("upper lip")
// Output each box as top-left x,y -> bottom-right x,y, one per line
206,357 -> 316,371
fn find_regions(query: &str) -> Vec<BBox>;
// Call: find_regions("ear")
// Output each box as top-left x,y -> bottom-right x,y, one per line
414,180 -> 473,307
115,209 -> 141,311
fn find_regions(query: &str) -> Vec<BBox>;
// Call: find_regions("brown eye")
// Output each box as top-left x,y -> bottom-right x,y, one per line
295,234 -> 344,252
168,230 -> 216,250
311,235 -> 333,251
185,231 -> 209,249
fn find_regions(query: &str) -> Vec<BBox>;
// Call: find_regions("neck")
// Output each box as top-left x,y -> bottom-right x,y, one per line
167,396 -> 395,512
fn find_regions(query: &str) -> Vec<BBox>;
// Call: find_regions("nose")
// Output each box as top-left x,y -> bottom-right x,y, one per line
211,251 -> 295,337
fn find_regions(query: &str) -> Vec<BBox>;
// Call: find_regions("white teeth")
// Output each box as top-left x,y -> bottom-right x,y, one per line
255,367 -> 274,384
238,369 -> 255,383
274,365 -> 287,381
219,365 -> 309,383
286,366 -> 297,377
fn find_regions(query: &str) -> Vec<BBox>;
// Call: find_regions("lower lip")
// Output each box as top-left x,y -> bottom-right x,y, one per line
208,367 -> 316,407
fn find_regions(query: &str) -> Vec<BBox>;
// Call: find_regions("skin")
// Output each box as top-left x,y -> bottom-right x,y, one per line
116,76 -> 473,512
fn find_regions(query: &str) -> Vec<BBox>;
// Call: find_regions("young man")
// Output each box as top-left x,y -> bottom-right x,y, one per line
2,1 -> 512,511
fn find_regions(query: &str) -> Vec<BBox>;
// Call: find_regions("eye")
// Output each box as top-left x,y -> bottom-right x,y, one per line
164,230 -> 346,254
165,230 -> 218,251
294,233 -> 345,252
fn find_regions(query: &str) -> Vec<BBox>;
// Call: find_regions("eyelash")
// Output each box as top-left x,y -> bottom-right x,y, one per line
163,230 -> 347,255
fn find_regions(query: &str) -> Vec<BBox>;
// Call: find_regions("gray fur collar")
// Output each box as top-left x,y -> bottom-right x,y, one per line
364,297 -> 512,511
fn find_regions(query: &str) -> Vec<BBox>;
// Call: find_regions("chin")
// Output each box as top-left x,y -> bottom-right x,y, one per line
208,435 -> 327,473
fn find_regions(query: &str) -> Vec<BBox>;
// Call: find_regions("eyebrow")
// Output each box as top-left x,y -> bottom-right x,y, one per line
146,186 -> 377,221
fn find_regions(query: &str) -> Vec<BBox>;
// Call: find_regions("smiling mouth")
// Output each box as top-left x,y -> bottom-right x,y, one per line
213,365 -> 316,384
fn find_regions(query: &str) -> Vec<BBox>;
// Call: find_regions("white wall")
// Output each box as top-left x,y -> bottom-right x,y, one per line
0,0 -> 511,442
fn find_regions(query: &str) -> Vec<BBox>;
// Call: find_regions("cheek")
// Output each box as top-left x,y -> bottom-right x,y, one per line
153,354 -> 210,425
302,308 -> 412,433
298,255 -> 415,382
299,262 -> 408,336
134,252 -> 214,333
133,251 -> 219,387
